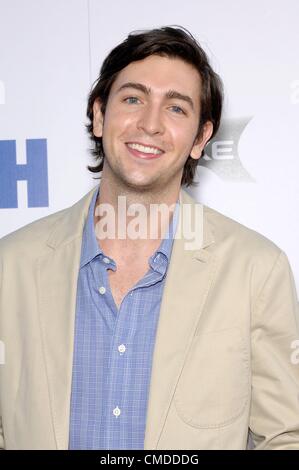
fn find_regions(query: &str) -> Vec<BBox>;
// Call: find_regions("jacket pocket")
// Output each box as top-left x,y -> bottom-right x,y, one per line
174,327 -> 249,428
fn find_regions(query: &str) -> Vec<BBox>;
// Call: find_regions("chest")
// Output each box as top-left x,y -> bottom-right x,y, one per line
107,262 -> 150,309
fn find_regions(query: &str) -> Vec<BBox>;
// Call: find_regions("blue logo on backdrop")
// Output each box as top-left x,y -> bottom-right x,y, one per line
0,139 -> 49,208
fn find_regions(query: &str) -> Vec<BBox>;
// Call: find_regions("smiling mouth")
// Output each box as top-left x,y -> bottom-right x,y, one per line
126,142 -> 164,159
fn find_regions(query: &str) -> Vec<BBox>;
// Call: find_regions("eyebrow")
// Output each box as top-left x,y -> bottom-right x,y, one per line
116,82 -> 195,111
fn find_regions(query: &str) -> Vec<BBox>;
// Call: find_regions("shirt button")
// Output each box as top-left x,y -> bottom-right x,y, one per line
118,344 -> 126,354
99,286 -> 106,295
113,406 -> 121,418
103,257 -> 110,264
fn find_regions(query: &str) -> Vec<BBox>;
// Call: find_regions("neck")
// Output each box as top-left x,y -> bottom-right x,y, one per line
98,171 -> 180,208
94,173 -> 180,251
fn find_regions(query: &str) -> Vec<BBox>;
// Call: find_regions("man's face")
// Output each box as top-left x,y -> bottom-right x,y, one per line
93,54 -> 213,193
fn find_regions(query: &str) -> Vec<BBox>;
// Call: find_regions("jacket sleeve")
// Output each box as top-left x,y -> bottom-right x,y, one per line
249,250 -> 299,449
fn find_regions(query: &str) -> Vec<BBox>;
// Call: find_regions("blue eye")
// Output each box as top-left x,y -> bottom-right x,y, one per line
124,97 -> 140,104
170,105 -> 185,114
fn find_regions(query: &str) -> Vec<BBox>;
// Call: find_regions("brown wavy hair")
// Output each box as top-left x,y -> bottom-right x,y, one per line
86,26 -> 223,187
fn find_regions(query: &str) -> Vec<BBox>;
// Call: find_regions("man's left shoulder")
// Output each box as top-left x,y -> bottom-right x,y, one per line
203,204 -> 282,261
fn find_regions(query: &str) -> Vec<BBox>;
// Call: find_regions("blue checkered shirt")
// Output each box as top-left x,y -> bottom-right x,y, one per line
68,188 -> 179,449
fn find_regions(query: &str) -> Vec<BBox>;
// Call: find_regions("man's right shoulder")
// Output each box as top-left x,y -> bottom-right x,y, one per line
0,188 -> 96,258
0,187 -> 97,262
0,207 -> 69,259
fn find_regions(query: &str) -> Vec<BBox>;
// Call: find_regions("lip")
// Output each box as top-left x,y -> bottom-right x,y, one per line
126,141 -> 164,152
125,142 -> 164,160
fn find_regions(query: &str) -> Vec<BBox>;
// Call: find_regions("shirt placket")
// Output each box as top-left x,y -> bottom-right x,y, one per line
104,261 -> 163,450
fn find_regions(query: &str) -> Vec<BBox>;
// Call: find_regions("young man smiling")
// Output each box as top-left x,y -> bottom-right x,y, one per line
0,26 -> 299,450
91,52 -> 213,308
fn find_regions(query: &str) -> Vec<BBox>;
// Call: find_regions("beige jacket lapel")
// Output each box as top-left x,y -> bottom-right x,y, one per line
37,187 -> 97,449
144,190 -> 218,449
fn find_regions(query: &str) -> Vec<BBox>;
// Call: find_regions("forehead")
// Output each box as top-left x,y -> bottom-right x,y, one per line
110,55 -> 201,106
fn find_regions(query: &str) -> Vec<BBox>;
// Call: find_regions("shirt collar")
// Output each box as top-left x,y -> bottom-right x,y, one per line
154,200 -> 180,263
80,187 -> 102,268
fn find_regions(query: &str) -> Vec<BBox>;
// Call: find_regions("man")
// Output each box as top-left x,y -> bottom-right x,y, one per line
0,26 -> 299,450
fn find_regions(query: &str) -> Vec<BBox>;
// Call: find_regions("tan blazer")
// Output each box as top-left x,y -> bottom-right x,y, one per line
0,187 -> 299,450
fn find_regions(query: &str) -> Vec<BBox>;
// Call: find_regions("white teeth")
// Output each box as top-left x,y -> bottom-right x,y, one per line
127,143 -> 163,155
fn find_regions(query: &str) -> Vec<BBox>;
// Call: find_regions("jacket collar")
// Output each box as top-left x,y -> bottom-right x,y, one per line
46,186 -> 215,253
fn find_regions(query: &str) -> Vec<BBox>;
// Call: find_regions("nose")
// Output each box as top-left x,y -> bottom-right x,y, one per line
136,103 -> 165,136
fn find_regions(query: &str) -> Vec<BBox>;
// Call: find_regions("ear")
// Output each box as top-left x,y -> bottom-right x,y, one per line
92,99 -> 104,138
190,121 -> 213,160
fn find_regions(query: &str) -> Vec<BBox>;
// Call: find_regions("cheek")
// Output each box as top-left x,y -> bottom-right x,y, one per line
105,110 -> 134,136
170,125 -> 197,152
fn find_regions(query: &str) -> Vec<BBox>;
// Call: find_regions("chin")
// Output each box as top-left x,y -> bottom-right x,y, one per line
122,175 -> 160,192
